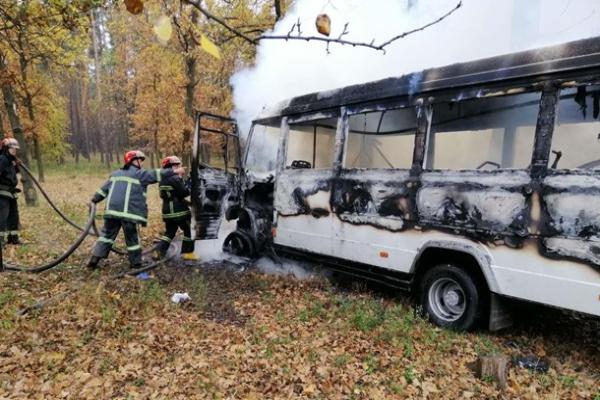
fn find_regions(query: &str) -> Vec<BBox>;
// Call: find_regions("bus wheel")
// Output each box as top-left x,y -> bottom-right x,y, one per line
223,230 -> 256,257
419,264 -> 484,331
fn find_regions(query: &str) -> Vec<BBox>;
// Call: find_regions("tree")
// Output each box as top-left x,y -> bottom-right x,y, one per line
0,0 -> 90,184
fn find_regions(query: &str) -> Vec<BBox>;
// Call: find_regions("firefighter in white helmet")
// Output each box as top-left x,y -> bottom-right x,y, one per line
155,155 -> 198,260
0,138 -> 22,246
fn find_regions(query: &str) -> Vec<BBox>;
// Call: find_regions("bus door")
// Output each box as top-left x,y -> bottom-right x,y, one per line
191,111 -> 242,239
273,112 -> 340,255
330,105 -> 419,270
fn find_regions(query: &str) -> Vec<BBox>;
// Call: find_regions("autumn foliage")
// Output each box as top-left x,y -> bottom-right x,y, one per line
0,0 -> 277,173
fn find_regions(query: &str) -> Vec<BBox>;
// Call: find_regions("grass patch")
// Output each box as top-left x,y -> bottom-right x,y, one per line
133,281 -> 165,310
403,365 -> 416,385
333,353 -> 351,368
559,375 -> 577,388
349,299 -> 385,333
28,154 -> 113,177
298,295 -> 325,322
363,353 -> 379,374
185,272 -> 208,309
474,335 -> 501,355
0,290 -> 16,309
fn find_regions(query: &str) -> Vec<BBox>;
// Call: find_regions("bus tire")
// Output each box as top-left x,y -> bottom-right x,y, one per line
419,264 -> 484,331
222,230 -> 256,257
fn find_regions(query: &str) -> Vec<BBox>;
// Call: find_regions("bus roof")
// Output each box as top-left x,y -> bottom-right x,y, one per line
256,36 -> 600,121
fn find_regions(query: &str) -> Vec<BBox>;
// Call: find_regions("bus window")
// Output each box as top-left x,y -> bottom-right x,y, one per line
286,118 -> 337,169
551,85 -> 600,169
246,123 -> 280,174
344,108 -> 417,169
427,91 -> 540,170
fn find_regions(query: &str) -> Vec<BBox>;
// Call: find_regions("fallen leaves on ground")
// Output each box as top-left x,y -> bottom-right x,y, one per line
0,168 -> 598,399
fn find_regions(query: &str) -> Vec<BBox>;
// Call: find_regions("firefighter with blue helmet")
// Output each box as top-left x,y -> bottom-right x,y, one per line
87,150 -> 183,269
0,138 -> 21,247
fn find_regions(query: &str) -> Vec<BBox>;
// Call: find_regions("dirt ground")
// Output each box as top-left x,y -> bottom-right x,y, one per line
0,165 -> 598,399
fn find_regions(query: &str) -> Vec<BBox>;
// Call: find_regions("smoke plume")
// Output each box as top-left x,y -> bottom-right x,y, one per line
231,0 -> 600,137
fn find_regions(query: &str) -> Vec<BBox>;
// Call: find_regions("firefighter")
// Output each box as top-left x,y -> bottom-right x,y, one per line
0,138 -> 21,247
155,155 -> 198,260
86,150 -> 183,269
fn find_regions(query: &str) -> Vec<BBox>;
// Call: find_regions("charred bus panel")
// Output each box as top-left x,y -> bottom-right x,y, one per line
191,112 -> 241,240
193,36 -> 600,330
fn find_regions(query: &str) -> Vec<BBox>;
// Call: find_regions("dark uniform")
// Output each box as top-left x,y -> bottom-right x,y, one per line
90,165 -> 174,267
0,148 -> 20,246
156,173 -> 194,256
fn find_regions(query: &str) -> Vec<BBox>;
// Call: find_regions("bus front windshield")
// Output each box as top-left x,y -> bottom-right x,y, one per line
245,122 -> 280,175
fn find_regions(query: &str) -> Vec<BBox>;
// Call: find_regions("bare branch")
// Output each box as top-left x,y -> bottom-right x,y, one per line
182,0 -> 461,53
184,0 -> 257,45
337,22 -> 349,40
376,1 -> 462,49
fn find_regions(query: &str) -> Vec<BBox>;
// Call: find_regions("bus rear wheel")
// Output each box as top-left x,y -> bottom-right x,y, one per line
419,264 -> 484,331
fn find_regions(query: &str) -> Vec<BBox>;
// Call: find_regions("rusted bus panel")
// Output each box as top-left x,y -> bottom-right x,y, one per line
416,170 -> 532,240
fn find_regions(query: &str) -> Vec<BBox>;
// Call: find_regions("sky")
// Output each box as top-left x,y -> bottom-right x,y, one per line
231,0 -> 600,136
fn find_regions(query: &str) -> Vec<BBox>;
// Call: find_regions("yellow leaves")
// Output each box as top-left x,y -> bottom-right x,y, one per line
200,34 -> 221,60
315,14 -> 331,36
153,15 -> 172,44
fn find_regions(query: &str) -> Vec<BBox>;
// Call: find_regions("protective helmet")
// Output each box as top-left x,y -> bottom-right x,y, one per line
161,155 -> 182,168
123,150 -> 146,166
2,138 -> 20,150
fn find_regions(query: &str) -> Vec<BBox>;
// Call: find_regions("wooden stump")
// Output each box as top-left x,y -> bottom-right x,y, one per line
476,354 -> 509,389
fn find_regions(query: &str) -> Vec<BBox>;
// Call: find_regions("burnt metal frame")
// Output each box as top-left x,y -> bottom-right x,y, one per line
190,110 -> 243,229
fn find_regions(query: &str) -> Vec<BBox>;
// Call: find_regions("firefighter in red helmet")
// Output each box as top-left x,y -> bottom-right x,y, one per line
155,155 -> 197,260
87,150 -> 184,269
0,138 -> 22,247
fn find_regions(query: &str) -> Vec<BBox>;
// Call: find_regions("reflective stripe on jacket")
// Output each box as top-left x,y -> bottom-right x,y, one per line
159,173 -> 191,221
92,166 -> 174,225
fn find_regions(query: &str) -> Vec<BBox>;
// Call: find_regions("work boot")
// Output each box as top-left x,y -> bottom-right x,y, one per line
181,252 -> 199,261
7,235 -> 20,245
86,255 -> 101,270
130,262 -> 143,270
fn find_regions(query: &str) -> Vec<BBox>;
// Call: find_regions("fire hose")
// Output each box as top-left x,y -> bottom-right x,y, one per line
2,202 -> 176,274
18,163 -> 159,256
0,165 -> 176,274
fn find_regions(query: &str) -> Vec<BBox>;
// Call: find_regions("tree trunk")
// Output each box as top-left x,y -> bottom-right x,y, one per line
0,109 -> 5,136
0,53 -> 37,205
69,68 -> 90,161
24,96 -> 45,182
153,121 -> 159,168
90,9 -> 110,170
182,8 -> 199,168
476,354 -> 508,389
274,0 -> 283,21
32,135 -> 44,182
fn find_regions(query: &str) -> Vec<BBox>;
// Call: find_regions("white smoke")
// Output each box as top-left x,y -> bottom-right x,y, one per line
231,0 -> 600,136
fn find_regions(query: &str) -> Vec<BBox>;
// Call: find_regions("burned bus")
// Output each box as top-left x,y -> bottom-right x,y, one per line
191,36 -> 600,331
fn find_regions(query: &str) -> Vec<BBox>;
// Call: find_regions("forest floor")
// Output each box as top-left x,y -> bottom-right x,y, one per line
0,162 -> 598,399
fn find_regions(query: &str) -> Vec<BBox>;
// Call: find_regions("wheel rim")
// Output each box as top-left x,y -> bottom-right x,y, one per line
428,277 -> 466,322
